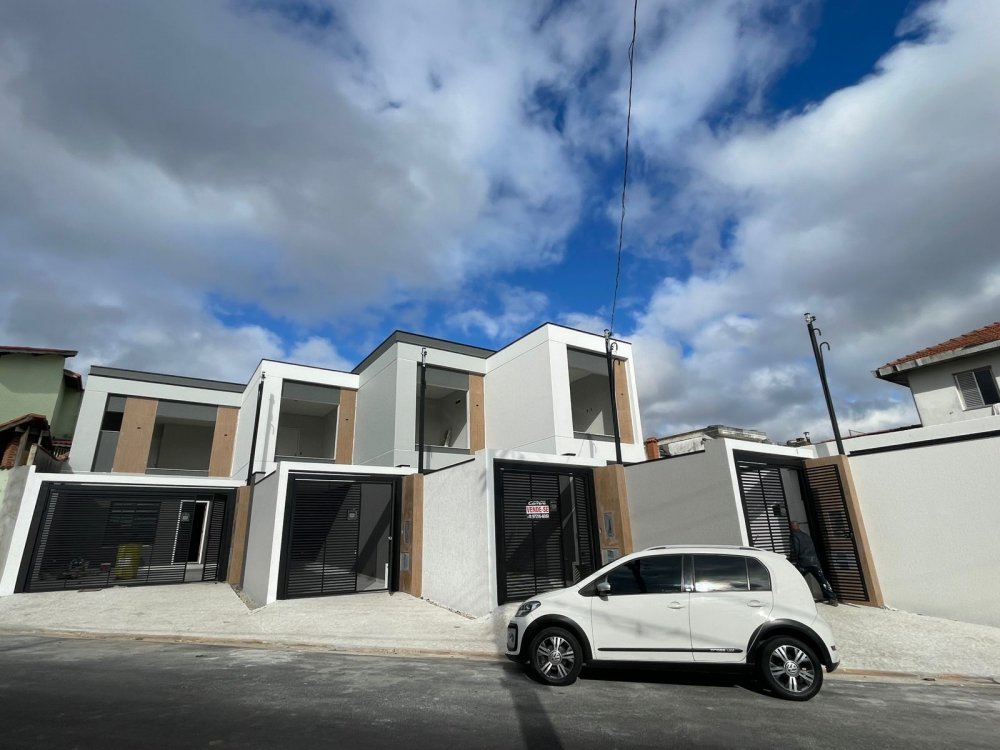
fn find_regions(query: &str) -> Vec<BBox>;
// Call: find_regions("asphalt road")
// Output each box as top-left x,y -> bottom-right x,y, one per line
1,635 -> 997,749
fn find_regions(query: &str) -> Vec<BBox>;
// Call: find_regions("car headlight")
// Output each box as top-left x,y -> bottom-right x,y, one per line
515,600 -> 541,617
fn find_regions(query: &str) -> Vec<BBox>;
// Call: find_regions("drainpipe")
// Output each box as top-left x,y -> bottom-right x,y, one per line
804,314 -> 845,455
417,348 -> 427,473
246,372 -> 266,485
604,330 -> 624,464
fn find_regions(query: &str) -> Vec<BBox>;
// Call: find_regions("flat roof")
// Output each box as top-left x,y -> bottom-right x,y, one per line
0,345 -> 77,358
88,366 -> 246,393
352,331 -> 496,374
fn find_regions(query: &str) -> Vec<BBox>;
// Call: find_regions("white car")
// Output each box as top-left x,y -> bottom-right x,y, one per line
505,545 -> 840,700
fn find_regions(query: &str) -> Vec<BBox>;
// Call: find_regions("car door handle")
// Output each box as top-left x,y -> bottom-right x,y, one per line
747,600 -> 764,608
667,601 -> 685,609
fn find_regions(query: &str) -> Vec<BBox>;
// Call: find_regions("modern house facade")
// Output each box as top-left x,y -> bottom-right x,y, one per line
0,324 -> 643,618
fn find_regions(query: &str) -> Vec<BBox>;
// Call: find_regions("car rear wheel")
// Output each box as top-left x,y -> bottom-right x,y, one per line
759,636 -> 823,701
528,627 -> 583,687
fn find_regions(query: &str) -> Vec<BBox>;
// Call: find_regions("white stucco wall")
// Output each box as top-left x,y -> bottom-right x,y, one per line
0,466 -> 35,596
625,439 -> 746,549
905,350 -> 1000,426
846,434 -> 1000,627
241,467 -> 282,607
231,364 -> 264,482
421,453 -> 495,617
484,330 -> 557,453
354,349 -> 399,466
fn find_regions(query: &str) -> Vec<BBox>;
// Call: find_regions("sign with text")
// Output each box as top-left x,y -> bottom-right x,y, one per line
526,500 -> 550,520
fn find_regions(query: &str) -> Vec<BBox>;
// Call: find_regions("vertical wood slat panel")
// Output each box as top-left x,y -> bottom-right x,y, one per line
335,389 -> 357,464
469,374 -> 485,452
613,359 -> 635,444
209,406 -> 239,477
111,397 -> 158,473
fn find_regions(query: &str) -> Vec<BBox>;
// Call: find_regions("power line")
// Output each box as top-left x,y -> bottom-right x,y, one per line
609,0 -> 637,337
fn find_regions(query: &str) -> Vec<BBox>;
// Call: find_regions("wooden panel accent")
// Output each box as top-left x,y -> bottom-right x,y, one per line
227,484 -> 253,585
209,406 -> 239,477
593,464 -> 634,556
399,473 -> 424,597
613,358 -> 635,444
111,397 -> 158,473
805,454 -> 885,608
335,389 -> 357,465
469,373 -> 485,452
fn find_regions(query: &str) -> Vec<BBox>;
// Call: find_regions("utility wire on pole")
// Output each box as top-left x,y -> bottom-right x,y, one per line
805,314 -> 846,455
604,0 -> 638,465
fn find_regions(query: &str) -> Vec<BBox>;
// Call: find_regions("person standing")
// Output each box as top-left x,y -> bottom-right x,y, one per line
789,521 -> 838,606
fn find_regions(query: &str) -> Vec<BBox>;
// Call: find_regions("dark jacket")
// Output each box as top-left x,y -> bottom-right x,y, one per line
790,529 -> 820,568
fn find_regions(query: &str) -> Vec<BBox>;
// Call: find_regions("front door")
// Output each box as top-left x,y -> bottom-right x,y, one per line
279,475 -> 397,599
590,554 -> 692,663
494,463 -> 598,604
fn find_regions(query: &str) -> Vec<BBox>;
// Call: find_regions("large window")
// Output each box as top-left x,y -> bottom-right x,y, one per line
146,401 -> 217,475
276,381 -> 340,461
954,367 -> 1000,410
567,349 -> 614,437
416,367 -> 469,449
92,395 -> 126,471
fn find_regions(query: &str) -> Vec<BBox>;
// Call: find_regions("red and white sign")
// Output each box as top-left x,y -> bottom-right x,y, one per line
526,500 -> 550,519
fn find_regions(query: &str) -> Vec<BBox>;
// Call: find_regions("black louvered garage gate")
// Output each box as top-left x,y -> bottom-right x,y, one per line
278,474 -> 398,600
735,452 -> 869,603
494,462 -> 599,604
19,483 -> 234,593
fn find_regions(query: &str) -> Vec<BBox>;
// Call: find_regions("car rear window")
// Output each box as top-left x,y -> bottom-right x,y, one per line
693,555 -> 752,592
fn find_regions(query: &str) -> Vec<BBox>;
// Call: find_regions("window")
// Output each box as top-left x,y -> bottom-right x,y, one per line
604,555 -> 683,595
748,558 -> 772,591
277,381 -> 340,460
146,401 -> 217,475
692,555 -> 751,592
92,395 -> 126,471
954,367 -> 1000,410
416,367 -> 469,449
567,349 -> 614,437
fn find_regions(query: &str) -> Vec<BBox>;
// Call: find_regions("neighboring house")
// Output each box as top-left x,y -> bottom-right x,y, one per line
0,346 -> 83,453
0,347 -> 83,503
874,320 -> 1000,426
0,324 -> 643,618
643,425 -> 770,459
629,321 -> 1000,628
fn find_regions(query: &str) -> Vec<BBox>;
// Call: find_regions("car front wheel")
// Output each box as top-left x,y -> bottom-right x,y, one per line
528,627 -> 583,687
759,636 -> 824,701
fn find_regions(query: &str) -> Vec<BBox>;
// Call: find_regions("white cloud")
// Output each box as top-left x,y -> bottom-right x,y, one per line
630,0 -> 1000,442
453,286 -> 549,342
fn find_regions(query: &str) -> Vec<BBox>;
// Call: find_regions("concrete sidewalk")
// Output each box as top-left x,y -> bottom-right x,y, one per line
0,583 -> 998,682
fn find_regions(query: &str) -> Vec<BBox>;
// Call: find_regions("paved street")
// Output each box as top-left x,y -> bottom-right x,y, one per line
2,636 -> 997,749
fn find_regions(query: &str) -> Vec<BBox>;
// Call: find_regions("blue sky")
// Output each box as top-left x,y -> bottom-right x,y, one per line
1,0 -> 998,443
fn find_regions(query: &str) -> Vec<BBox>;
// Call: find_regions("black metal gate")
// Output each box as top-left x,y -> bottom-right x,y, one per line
803,464 -> 869,601
736,458 -> 792,556
735,452 -> 870,603
20,483 -> 233,592
278,474 -> 398,600
494,462 -> 598,604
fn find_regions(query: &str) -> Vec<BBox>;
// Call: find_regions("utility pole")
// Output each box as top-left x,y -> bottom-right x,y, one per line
246,372 -> 266,485
604,330 -> 624,464
804,314 -> 845,455
417,348 -> 427,473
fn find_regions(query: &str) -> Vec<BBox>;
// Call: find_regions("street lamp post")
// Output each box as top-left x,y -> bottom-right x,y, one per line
804,313 -> 845,455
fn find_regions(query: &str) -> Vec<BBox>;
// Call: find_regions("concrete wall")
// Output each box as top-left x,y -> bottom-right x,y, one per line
231,364 -> 263,482
625,439 -> 746,549
241,468 -> 282,606
846,434 -> 1000,626
421,454 -> 494,617
0,354 -> 63,426
0,466 -> 33,596
906,351 -> 1000,426
354,349 -> 400,466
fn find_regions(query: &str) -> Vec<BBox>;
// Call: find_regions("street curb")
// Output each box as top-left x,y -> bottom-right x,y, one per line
3,628 -> 997,686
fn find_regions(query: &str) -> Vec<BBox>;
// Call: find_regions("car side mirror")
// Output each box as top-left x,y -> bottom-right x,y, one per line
596,581 -> 611,598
